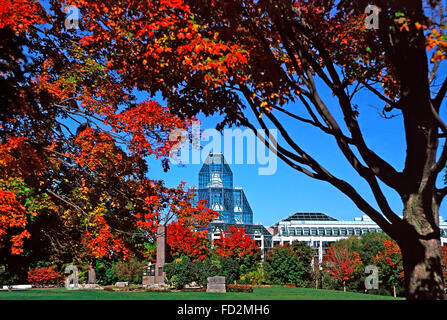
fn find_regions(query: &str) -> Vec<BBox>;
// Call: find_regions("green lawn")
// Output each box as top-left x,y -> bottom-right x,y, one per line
0,286 -> 402,300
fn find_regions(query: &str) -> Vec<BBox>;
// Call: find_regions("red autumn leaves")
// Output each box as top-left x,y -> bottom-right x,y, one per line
324,246 -> 362,282
27,266 -> 64,286
167,224 -> 259,262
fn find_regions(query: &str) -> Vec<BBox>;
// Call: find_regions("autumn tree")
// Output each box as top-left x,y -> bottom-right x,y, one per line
323,245 -> 363,292
374,239 -> 405,297
58,0 -> 446,299
166,199 -> 218,261
214,226 -> 260,272
1,0 -> 446,298
442,245 -> 447,289
0,0 -> 210,283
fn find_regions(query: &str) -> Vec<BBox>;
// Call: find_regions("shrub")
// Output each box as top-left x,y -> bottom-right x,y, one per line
95,259 -> 117,285
226,284 -> 253,292
194,258 -> 221,287
165,255 -> 242,288
27,266 -> 64,286
164,256 -> 198,289
112,257 -> 146,284
239,266 -> 266,285
218,257 -> 240,284
264,241 -> 314,287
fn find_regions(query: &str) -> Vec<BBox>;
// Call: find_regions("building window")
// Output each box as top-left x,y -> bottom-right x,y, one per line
289,227 -> 296,236
318,227 -> 325,236
303,228 -> 310,236
325,228 -> 332,236
296,228 -> 303,236
355,228 -> 361,236
340,228 -> 347,236
369,228 -> 376,233
333,228 -> 340,236
362,228 -> 369,234
348,228 -> 354,235
311,227 -> 317,236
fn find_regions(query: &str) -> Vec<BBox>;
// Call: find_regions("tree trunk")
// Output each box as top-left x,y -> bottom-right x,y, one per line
343,281 -> 346,292
88,259 -> 96,284
393,286 -> 396,298
399,195 -> 445,300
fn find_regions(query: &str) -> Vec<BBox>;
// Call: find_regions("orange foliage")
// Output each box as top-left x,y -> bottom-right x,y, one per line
167,221 -> 210,261
323,245 -> 363,282
214,226 -> 259,259
0,189 -> 33,255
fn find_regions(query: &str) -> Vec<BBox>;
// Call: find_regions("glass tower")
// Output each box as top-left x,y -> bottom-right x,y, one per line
198,153 -> 253,224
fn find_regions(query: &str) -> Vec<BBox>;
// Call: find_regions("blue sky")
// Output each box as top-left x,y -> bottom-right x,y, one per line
143,72 -> 447,227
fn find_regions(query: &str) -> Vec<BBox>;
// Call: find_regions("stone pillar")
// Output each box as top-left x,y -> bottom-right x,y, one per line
318,238 -> 323,264
88,260 -> 96,284
155,225 -> 166,285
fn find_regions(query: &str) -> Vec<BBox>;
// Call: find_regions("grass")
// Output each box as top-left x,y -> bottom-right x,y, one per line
0,286 -> 402,300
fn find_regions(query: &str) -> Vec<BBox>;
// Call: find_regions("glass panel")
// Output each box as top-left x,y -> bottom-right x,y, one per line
340,228 -> 347,236
303,228 -> 310,236
348,228 -> 354,235
355,228 -> 361,236
325,228 -> 332,236
296,228 -> 303,236
333,228 -> 340,236
318,227 -> 325,236
311,227 -> 317,236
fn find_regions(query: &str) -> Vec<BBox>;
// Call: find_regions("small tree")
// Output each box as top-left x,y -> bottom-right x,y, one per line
112,257 -> 147,285
163,256 -> 198,289
214,226 -> 261,273
166,220 -> 211,261
323,245 -> 363,292
442,246 -> 447,290
374,239 -> 405,297
264,241 -> 314,287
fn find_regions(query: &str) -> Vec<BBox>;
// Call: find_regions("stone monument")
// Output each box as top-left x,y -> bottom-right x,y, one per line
206,276 -> 226,293
143,225 -> 167,287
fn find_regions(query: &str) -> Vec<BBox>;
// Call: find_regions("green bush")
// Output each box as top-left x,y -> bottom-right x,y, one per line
112,257 -> 146,284
218,257 -> 240,284
164,255 -> 242,288
164,256 -> 198,289
95,259 -> 117,285
239,266 -> 266,285
194,258 -> 221,287
264,241 -> 314,287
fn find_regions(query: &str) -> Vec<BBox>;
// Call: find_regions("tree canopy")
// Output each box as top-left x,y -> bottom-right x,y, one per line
0,0 -> 446,298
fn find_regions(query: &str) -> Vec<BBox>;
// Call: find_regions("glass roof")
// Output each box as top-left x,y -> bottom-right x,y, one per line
281,212 -> 338,222
208,222 -> 273,236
